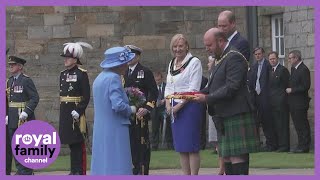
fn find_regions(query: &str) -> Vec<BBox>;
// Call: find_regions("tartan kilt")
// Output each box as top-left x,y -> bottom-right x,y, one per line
218,112 -> 260,157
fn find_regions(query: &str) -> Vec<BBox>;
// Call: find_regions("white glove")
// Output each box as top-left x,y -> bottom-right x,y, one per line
19,111 -> 28,120
5,115 -> 8,125
131,106 -> 137,114
71,110 -> 80,119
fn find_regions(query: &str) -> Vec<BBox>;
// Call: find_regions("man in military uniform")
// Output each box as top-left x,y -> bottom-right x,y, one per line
6,56 -> 39,175
123,45 -> 158,175
59,42 -> 92,175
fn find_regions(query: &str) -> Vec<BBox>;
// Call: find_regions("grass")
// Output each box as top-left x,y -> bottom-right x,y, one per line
28,150 -> 314,172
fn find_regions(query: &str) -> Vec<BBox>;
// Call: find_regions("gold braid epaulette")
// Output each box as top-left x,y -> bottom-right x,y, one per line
215,50 -> 249,70
78,67 -> 87,72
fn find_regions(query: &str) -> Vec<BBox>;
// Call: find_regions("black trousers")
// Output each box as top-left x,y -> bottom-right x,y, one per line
200,105 -> 207,149
130,117 -> 151,175
255,94 -> 277,149
6,126 -> 12,175
151,108 -> 173,149
271,109 -> 290,150
6,127 -> 33,175
290,109 -> 311,150
69,142 -> 86,175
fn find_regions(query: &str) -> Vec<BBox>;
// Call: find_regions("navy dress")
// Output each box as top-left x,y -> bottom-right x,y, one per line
171,101 -> 203,152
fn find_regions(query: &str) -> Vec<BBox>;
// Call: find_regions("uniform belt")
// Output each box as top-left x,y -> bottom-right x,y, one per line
60,96 -> 83,103
8,102 -> 26,108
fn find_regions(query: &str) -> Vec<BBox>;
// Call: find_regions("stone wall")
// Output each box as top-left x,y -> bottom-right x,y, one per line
6,6 -> 315,153
6,6 -> 248,154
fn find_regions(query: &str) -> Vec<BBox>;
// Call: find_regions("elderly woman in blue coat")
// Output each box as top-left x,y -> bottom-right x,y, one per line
91,47 -> 137,175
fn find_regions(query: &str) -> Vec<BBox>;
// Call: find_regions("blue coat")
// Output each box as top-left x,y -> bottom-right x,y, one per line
90,70 -> 132,175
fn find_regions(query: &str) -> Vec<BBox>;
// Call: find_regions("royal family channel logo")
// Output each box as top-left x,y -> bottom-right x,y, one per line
12,120 -> 61,169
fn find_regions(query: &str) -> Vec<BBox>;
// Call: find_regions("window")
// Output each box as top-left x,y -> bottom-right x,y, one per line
271,15 -> 285,61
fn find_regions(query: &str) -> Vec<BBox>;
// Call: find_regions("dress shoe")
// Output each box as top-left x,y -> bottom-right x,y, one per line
276,148 -> 289,152
261,146 -> 277,152
211,149 -> 218,154
289,148 -> 309,153
151,146 -> 158,151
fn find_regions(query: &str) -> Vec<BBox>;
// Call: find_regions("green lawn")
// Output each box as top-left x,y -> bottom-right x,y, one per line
33,150 -> 314,172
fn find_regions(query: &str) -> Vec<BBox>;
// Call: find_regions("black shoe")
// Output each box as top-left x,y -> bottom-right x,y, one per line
211,149 -> 218,154
289,148 -> 309,153
68,172 -> 74,175
261,146 -> 277,152
151,146 -> 158,151
276,148 -> 289,152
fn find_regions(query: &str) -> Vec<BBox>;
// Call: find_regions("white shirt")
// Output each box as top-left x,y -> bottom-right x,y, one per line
273,62 -> 280,72
295,61 -> 303,69
164,52 -> 203,98
14,73 -> 21,79
228,30 -> 238,42
129,63 -> 138,72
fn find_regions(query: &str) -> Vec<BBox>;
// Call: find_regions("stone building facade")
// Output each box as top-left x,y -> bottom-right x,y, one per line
6,6 -> 314,153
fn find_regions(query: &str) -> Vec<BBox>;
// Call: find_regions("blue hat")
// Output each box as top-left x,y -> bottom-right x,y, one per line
100,47 -> 136,68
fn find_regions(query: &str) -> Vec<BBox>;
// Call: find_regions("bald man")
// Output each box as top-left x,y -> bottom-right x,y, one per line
194,28 -> 259,175
218,10 -> 250,61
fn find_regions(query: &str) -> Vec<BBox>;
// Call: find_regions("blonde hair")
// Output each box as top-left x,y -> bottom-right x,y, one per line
169,34 -> 190,56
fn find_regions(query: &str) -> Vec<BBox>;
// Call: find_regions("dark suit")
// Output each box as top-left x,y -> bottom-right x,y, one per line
269,64 -> 290,151
202,46 -> 252,118
288,62 -> 311,151
124,62 -> 158,175
201,46 -> 257,175
6,73 -> 39,175
229,32 -> 250,61
200,76 -> 208,149
59,65 -> 90,175
151,82 -> 173,149
248,59 -> 276,150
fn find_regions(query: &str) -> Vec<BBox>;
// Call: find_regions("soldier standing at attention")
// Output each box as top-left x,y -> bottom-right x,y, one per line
6,56 -> 39,175
59,42 -> 92,175
123,45 -> 158,175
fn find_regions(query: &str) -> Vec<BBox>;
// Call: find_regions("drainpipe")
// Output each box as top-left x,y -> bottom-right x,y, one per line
246,6 -> 258,64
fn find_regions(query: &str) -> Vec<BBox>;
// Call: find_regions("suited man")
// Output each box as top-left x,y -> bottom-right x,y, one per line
268,51 -> 290,152
286,50 -> 311,153
151,71 -> 172,150
6,56 -> 39,175
196,28 -> 259,175
248,47 -> 276,151
123,45 -> 158,175
218,10 -> 250,61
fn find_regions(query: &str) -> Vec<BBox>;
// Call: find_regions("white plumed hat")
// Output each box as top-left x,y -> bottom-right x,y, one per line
60,42 -> 93,65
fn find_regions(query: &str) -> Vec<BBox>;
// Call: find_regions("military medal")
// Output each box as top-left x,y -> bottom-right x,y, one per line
68,83 -> 74,91
66,73 -> 77,82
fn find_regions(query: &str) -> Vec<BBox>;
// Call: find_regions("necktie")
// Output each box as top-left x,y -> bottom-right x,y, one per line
128,69 -> 132,76
272,67 -> 275,72
11,78 -> 16,88
255,63 -> 262,95
158,85 -> 162,99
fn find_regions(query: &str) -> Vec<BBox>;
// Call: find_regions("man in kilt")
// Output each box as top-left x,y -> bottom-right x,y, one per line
195,28 -> 259,175
59,42 -> 92,175
123,45 -> 158,175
